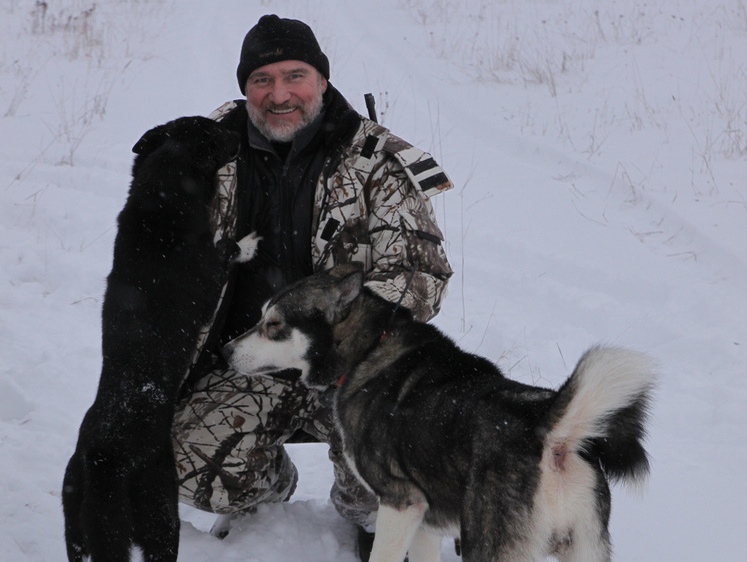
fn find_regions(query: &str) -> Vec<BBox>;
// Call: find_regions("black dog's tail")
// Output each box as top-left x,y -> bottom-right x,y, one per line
544,345 -> 657,486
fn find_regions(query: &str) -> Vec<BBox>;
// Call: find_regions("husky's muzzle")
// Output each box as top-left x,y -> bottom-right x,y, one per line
222,339 -> 302,382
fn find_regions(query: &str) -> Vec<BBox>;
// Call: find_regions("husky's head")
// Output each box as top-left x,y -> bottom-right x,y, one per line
222,267 -> 363,388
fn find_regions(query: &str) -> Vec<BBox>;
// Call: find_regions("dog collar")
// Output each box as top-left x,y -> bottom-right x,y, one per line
335,329 -> 394,387
379,329 -> 394,344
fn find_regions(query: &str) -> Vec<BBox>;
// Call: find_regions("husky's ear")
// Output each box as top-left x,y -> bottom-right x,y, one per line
325,271 -> 363,323
335,271 -> 363,307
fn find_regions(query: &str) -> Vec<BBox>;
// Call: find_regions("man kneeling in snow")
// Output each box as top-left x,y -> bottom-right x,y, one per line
168,14 -> 453,561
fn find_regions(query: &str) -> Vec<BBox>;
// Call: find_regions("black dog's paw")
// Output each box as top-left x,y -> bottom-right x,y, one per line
215,238 -> 241,265
234,232 -> 261,264
215,232 -> 261,266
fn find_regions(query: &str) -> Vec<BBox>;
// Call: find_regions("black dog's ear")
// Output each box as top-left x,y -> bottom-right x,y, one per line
132,124 -> 167,156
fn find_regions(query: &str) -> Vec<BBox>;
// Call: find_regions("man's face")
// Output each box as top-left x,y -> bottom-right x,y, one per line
245,60 -> 328,143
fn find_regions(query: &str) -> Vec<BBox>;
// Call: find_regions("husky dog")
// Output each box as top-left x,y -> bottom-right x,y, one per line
223,266 -> 656,562
62,116 -> 259,562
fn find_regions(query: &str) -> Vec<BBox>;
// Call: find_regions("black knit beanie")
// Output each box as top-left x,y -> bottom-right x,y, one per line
237,14 -> 330,95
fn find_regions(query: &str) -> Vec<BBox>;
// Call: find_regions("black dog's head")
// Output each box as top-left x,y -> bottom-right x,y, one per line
222,266 -> 364,388
129,116 -> 240,213
133,116 -> 240,178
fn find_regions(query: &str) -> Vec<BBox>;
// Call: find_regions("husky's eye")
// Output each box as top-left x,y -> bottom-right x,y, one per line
264,320 -> 282,338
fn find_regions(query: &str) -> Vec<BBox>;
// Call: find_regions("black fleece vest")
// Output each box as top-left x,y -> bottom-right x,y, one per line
218,87 -> 360,344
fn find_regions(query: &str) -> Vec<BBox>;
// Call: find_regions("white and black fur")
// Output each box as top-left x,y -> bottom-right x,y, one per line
223,266 -> 656,562
62,116 -> 259,562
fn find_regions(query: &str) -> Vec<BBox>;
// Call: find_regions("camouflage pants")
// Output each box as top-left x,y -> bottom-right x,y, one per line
171,362 -> 378,528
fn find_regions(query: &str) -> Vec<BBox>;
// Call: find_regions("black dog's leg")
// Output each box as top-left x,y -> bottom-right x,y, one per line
64,416 -> 181,562
81,452 -> 134,562
62,453 -> 87,562
131,446 -> 180,562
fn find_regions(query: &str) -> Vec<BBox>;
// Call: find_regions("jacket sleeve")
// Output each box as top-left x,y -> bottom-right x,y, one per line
363,155 -> 453,322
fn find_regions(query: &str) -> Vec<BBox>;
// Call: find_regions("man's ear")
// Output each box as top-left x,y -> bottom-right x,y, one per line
132,123 -> 167,155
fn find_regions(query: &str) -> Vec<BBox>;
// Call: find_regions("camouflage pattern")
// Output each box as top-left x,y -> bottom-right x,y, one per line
172,100 -> 452,525
311,117 -> 453,322
173,363 -> 317,514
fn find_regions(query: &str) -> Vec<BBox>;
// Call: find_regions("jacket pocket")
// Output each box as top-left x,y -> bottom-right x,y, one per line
397,210 -> 452,279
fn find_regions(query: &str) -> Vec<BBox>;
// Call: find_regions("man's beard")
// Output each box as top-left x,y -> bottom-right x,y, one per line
247,82 -> 325,143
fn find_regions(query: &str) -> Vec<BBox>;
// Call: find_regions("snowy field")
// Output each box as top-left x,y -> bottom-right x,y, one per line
1,0 -> 746,560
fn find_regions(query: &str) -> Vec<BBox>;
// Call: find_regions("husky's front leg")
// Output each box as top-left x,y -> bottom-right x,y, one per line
369,502 -> 427,562
408,527 -> 442,562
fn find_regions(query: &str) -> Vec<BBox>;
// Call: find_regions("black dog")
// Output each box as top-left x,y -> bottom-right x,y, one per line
62,117 -> 257,562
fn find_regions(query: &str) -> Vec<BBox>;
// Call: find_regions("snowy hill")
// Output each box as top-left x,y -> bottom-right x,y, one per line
1,1 -> 745,560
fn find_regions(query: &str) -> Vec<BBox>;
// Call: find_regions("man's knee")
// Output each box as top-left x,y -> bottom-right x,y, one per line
176,442 -> 298,514
170,367 -> 314,513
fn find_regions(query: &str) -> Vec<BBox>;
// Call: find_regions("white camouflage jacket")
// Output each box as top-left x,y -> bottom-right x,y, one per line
186,97 -> 454,381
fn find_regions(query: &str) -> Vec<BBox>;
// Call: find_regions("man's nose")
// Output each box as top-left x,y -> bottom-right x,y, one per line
269,82 -> 291,104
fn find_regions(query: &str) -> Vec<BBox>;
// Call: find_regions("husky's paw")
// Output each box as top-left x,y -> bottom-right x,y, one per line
234,232 -> 262,264
209,508 -> 257,539
209,512 -> 240,539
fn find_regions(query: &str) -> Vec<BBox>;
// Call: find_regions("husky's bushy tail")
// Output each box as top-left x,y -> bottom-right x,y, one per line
546,345 -> 657,485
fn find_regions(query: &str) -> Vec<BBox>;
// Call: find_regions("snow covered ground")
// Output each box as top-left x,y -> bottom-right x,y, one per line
1,0 -> 745,560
